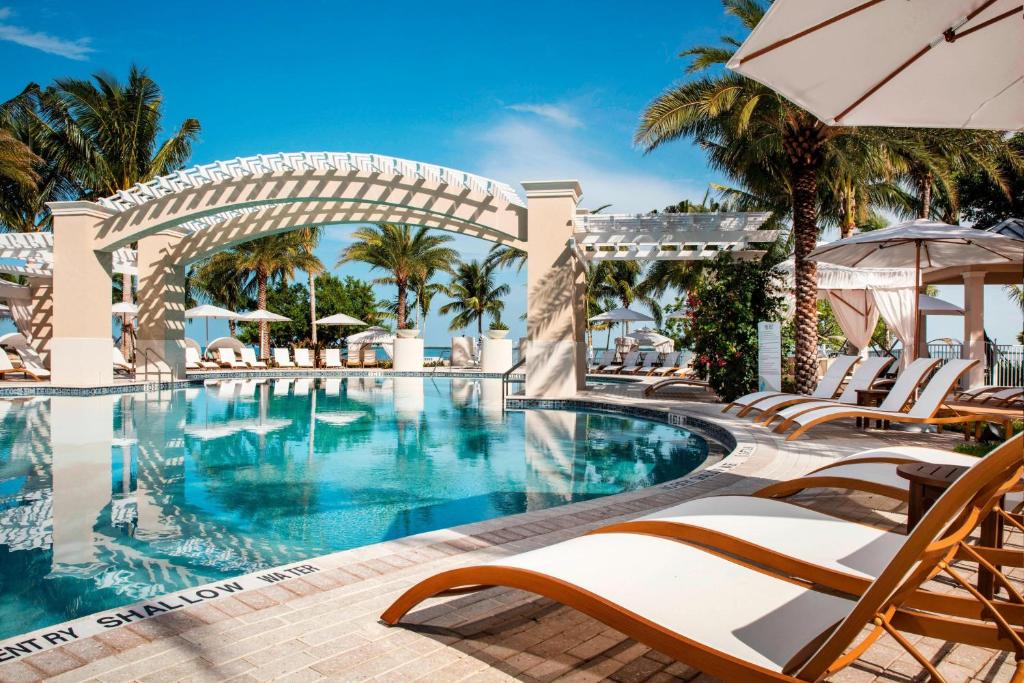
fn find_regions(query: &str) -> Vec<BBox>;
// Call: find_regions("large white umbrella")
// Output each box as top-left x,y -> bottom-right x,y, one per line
239,309 -> 291,322
629,327 -> 674,353
345,326 -> 394,345
112,302 -> 138,317
316,312 -> 366,326
728,0 -> 1023,130
919,294 -> 964,316
185,304 -> 239,349
590,306 -> 655,340
808,219 -> 1024,359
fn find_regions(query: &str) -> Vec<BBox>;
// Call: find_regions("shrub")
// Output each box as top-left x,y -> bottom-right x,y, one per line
489,320 -> 509,331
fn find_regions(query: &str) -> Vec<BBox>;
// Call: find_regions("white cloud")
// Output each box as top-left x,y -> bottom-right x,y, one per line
0,7 -> 93,60
471,117 -> 701,214
507,103 -> 582,129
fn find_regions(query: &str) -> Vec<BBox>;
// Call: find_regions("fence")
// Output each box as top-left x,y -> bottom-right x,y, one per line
887,343 -> 1023,386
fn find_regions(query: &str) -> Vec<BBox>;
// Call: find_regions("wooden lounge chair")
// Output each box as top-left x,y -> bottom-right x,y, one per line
0,350 -> 42,380
601,351 -> 639,375
956,386 -> 1024,407
112,346 -> 133,376
624,353 -> 660,375
588,350 -> 615,373
346,344 -> 363,368
744,357 -> 893,421
186,347 -> 218,370
217,348 -> 247,369
294,348 -> 314,368
362,346 -> 379,368
723,354 -> 860,415
13,346 -> 50,380
647,351 -> 682,376
777,358 -> 980,440
273,348 -> 295,368
323,348 -> 343,368
642,373 -> 709,397
239,348 -> 267,369
382,435 -> 1024,682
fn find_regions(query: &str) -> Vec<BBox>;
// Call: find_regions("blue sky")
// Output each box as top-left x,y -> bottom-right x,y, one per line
1,0 -> 1020,345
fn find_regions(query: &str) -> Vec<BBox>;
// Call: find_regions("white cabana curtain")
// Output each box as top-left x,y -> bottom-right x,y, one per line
824,290 -> 878,355
870,287 -> 917,368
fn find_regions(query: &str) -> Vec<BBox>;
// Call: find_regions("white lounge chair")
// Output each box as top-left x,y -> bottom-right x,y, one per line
749,356 -> 893,421
13,347 -> 50,379
956,386 -> 1024,407
623,353 -> 660,375
382,436 -> 1024,682
601,351 -> 639,374
588,349 -> 615,373
323,348 -> 343,368
239,348 -> 267,369
217,348 -> 247,369
777,358 -> 980,440
723,354 -> 860,415
112,346 -> 133,376
647,351 -> 682,376
273,348 -> 295,368
186,347 -> 218,370
0,350 -> 42,380
294,348 -> 314,368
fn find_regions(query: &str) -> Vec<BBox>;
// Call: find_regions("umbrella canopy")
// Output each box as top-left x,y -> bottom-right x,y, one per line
111,302 -> 138,316
238,309 -> 291,322
919,294 -> 965,316
728,0 -> 1023,130
185,304 -> 239,320
629,327 -> 674,352
589,307 -> 655,323
346,326 -> 395,345
665,310 -> 689,320
316,312 -> 367,326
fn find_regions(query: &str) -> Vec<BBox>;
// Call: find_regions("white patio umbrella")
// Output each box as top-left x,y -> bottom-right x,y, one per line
238,309 -> 291,322
185,304 -> 239,349
111,302 -> 138,317
919,294 -> 964,316
630,327 -> 674,353
345,326 -> 394,345
727,0 -> 1023,130
808,219 -> 1024,360
316,312 -> 366,326
590,306 -> 655,341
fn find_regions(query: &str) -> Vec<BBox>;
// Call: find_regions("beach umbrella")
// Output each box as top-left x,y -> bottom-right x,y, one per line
185,304 -> 239,349
590,307 -> 655,339
346,326 -> 395,345
111,302 -> 138,317
316,312 -> 367,326
919,294 -> 965,316
808,219 -> 1024,360
727,0 -> 1023,130
238,309 -> 291,322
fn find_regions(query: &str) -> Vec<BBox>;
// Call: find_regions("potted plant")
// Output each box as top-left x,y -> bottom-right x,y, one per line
487,320 -> 510,340
396,320 -> 419,339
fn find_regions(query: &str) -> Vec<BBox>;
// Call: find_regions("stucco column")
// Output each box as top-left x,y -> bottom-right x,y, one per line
49,201 -> 115,386
25,277 -> 53,367
523,180 -> 585,398
136,231 -> 187,380
963,272 -> 986,388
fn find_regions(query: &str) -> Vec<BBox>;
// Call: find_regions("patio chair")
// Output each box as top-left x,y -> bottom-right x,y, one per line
624,352 -> 660,375
723,354 -> 860,415
239,348 -> 267,369
294,348 -> 314,368
112,346 -> 133,376
955,386 -> 1024,407
186,347 -> 218,370
0,350 -> 42,380
323,348 -> 343,368
592,436 -> 1024,632
588,349 -> 615,373
273,348 -> 296,368
362,346 -> 378,368
776,358 -> 980,440
642,373 -> 710,397
382,434 -> 1024,682
647,351 -> 681,376
217,348 -> 247,369
13,347 -> 50,379
601,350 -> 639,374
347,344 -> 363,368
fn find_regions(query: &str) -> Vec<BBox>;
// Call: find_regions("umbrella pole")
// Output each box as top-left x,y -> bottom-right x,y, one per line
912,241 -> 921,362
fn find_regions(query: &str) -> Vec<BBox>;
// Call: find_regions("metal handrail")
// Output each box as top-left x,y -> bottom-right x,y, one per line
501,356 -> 527,411
138,347 -> 167,388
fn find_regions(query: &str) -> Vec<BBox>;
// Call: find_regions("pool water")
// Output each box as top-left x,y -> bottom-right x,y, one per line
0,377 -> 708,640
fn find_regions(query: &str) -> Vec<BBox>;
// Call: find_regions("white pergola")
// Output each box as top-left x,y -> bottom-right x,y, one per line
0,232 -> 137,277
572,211 -> 777,261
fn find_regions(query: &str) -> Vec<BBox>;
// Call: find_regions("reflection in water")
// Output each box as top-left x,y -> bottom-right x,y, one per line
0,379 -> 708,639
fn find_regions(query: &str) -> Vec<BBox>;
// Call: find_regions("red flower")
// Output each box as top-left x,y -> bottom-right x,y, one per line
717,359 -> 727,367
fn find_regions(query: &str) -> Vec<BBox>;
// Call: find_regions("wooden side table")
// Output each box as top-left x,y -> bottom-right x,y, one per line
897,462 -> 1003,599
855,388 -> 890,429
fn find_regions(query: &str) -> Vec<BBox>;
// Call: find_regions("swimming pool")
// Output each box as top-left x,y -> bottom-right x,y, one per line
0,377 -> 709,640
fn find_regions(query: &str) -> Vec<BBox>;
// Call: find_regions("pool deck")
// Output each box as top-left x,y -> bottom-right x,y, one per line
0,383 -> 1019,682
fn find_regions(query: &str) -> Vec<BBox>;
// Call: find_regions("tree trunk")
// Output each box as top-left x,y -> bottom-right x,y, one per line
840,186 -> 856,239
919,172 -> 932,219
228,320 -> 236,337
309,270 -> 317,346
257,271 -> 268,360
792,163 -> 820,395
396,280 -> 407,329
120,272 -> 134,361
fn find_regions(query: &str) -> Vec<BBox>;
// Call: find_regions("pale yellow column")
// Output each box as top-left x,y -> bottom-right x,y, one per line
523,180 -> 586,397
25,277 -> 53,367
49,201 -> 115,386
136,231 -> 187,379
963,272 -> 986,388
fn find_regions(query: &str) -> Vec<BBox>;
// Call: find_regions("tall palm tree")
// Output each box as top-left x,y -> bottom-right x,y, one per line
189,253 -> 248,337
0,129 -> 39,195
439,260 -> 510,336
484,244 -> 526,273
231,230 -> 323,358
338,224 -> 457,329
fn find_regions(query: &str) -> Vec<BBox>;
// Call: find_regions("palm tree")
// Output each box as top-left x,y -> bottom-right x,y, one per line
231,230 -> 323,358
439,260 -> 510,336
338,224 -> 457,329
189,253 -> 248,337
484,244 -> 526,273
0,129 -> 39,194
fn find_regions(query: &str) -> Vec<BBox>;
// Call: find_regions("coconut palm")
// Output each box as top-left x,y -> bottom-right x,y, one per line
439,260 -> 510,336
484,244 -> 526,273
338,224 -> 457,329
0,129 -> 39,194
189,253 -> 248,337
231,229 -> 323,358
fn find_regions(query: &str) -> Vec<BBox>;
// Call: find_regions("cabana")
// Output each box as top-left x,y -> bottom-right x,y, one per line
205,337 -> 246,359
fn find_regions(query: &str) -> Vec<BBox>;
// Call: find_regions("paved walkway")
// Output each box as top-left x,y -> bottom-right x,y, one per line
0,387 -> 1017,682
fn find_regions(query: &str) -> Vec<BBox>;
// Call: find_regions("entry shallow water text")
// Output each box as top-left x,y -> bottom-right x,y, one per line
0,563 -> 321,663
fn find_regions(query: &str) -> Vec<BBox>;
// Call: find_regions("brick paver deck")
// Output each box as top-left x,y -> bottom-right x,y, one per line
0,384 -> 1018,682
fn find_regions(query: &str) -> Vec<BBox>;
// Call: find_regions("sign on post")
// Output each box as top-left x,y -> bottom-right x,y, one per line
757,321 -> 782,393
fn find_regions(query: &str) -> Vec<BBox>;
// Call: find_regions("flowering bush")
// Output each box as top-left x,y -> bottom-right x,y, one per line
683,254 -> 785,401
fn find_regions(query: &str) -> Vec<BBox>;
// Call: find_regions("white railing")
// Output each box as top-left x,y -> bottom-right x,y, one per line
886,343 -> 1023,386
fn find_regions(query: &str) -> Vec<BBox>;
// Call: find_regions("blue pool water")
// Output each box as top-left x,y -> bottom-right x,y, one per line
0,378 -> 709,640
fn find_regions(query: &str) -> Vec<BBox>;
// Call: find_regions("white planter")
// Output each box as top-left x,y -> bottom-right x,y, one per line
487,329 -> 510,340
396,329 -> 420,339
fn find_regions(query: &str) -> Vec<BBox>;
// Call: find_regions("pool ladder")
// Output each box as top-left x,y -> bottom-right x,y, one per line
500,357 -> 526,412
138,347 -> 167,395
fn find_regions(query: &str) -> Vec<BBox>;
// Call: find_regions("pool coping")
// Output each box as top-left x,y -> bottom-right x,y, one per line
0,393 -> 754,666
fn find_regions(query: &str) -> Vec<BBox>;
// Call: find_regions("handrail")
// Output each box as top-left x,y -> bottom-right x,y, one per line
501,356 -> 527,411
138,347 -> 167,389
